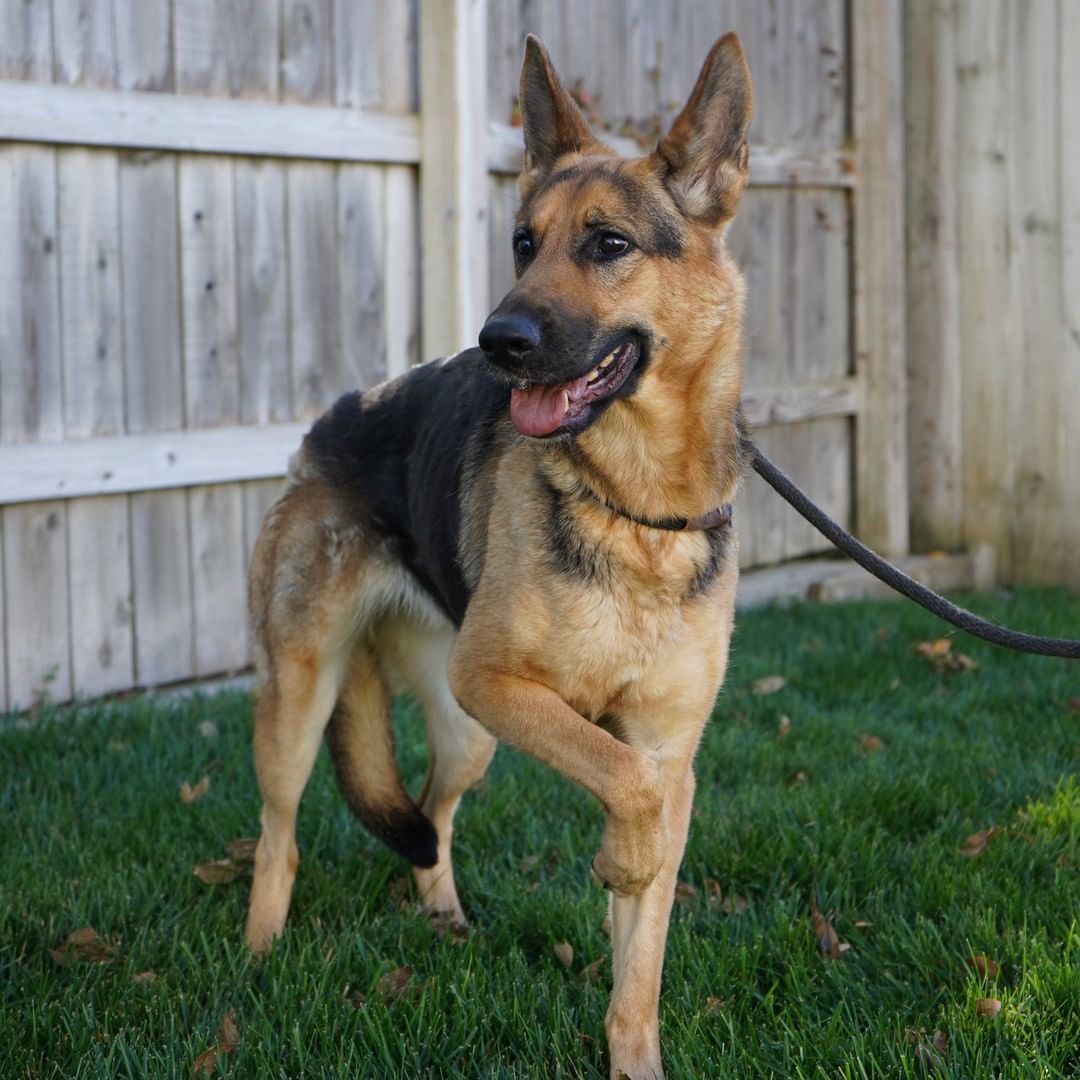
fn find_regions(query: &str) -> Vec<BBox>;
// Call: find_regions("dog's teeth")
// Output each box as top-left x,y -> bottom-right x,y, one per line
586,367 -> 601,382
599,352 -> 615,369
561,390 -> 570,411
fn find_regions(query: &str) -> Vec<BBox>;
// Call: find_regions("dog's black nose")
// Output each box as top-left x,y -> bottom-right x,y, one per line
478,311 -> 541,367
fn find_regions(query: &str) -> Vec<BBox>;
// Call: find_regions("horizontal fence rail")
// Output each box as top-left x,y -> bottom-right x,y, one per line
0,381 -> 858,505
0,80 -> 853,188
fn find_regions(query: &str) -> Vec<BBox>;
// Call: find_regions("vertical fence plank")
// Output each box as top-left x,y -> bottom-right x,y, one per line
51,0 -> 115,85
235,161 -> 290,423
3,504 -> 71,707
1062,0 -> 1080,577
384,164 -> 420,378
420,0 -> 489,359
0,144 -> 69,709
955,0 -> 1014,577
905,0 -> 962,551
57,145 -> 135,697
338,165 -> 388,388
1007,1 -> 1064,582
177,134 -> 246,681
0,148 -> 63,445
852,0 -> 908,556
379,1 -> 420,377
129,488 -> 193,684
113,0 -> 172,91
68,496 -> 134,697
58,150 -> 124,437
0,0 -> 53,80
190,484 -> 247,675
178,160 -> 240,427
288,162 -> 342,413
282,0 -> 332,104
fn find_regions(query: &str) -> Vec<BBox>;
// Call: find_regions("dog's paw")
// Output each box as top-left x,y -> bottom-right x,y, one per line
592,810 -> 666,897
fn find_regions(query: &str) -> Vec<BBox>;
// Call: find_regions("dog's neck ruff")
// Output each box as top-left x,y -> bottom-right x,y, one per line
585,487 -> 733,532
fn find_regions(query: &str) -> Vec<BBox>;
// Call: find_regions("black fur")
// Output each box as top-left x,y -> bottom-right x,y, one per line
540,475 -> 610,586
324,705 -> 439,868
685,525 -> 733,600
304,351 -> 506,626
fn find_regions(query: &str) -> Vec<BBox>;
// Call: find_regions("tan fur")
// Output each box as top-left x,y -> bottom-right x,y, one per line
244,32 -> 752,1080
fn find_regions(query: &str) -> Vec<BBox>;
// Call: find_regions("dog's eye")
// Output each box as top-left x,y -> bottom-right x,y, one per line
597,232 -> 630,258
512,231 -> 534,261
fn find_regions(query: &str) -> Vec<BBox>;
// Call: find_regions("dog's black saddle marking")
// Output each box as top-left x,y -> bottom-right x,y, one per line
304,349 -> 507,626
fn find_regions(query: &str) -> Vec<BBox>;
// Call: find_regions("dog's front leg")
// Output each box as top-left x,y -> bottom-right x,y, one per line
605,762 -> 695,1080
447,661 -> 667,895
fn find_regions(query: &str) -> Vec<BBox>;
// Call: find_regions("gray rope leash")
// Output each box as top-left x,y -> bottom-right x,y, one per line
748,442 -> 1080,659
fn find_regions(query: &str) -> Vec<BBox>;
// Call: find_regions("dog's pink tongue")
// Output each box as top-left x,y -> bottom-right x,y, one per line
510,384 -> 568,436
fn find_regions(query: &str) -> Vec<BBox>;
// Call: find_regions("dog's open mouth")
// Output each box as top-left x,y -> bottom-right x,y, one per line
509,338 -> 640,437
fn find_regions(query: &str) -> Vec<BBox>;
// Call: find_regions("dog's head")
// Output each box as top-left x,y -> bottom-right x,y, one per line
480,34 -> 752,441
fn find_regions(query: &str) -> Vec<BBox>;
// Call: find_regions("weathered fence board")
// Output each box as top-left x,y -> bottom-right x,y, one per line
906,0 -> 1077,586
67,495 -> 134,699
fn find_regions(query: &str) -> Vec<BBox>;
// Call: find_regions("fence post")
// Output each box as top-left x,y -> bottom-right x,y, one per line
852,0 -> 909,556
419,0 -> 489,361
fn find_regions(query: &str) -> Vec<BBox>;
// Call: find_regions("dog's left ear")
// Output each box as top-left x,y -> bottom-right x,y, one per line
518,35 -> 607,194
652,33 -> 753,227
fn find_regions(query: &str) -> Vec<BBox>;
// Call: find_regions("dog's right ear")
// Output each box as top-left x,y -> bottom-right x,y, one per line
518,35 -> 605,194
653,33 -> 752,227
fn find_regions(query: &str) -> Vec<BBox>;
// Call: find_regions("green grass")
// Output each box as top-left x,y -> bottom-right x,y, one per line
2,587 -> 1078,1079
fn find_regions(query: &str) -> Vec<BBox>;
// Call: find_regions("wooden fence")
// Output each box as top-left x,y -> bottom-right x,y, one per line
2,0 -> 1000,712
905,0 -> 1079,588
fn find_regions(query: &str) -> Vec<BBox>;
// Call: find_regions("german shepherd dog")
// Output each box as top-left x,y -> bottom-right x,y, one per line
244,32 -> 751,1079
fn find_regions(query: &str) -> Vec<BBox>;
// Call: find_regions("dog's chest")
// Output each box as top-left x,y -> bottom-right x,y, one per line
544,567 -> 696,714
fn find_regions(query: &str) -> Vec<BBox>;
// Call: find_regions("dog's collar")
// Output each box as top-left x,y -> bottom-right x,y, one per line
587,490 -> 733,532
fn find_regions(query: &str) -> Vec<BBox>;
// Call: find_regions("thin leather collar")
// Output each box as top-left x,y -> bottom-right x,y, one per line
586,489 -> 733,532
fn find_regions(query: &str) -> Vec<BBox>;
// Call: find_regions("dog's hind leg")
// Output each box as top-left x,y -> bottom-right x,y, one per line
245,647 -> 344,954
378,616 -> 496,926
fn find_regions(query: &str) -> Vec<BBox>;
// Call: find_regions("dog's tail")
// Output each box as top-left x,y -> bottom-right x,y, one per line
324,646 -> 438,868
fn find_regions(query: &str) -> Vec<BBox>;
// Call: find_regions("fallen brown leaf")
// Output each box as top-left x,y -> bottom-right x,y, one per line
193,858 -> 244,885
857,733 -> 885,754
131,970 -> 157,985
975,997 -> 1002,1020
580,957 -> 605,983
787,769 -> 808,786
198,720 -> 217,738
1068,696 -> 1080,715
224,838 -> 258,864
179,776 -> 211,804
916,639 -> 952,659
777,715 -> 792,739
966,954 -> 1000,980
853,919 -> 873,929
48,927 -> 114,966
752,675 -> 787,696
374,965 -> 414,1002
193,1010 -> 240,1075
810,894 -> 848,959
703,878 -> 723,906
959,828 -> 998,859
720,894 -> 748,916
906,1027 -> 948,1070
674,881 -> 697,905
701,996 -> 724,1016
553,942 -> 574,969
889,676 -> 901,690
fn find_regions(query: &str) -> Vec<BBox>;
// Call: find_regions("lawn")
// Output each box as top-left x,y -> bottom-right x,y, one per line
2,588 -> 1078,1079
